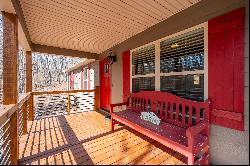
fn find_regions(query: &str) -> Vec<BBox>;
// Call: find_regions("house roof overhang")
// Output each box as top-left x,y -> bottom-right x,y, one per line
7,0 -> 204,59
4,0 -> 245,60
64,59 -> 96,74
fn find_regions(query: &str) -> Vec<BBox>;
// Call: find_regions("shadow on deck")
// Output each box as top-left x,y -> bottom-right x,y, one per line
19,111 -> 187,165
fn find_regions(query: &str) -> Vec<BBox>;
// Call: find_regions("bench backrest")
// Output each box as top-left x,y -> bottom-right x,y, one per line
126,91 -> 210,128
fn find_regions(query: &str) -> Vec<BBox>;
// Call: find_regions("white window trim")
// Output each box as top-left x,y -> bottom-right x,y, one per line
130,22 -> 208,100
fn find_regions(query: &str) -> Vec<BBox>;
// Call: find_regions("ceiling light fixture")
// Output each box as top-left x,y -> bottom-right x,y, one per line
171,43 -> 179,48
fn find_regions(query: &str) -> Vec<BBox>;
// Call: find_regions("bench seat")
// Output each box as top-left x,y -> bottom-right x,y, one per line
113,110 -> 208,148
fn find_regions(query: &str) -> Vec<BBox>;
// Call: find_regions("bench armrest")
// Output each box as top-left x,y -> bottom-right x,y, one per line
110,102 -> 128,113
186,120 -> 209,138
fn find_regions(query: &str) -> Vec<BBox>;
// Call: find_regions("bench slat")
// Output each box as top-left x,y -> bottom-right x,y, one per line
196,105 -> 201,124
175,103 -> 180,122
188,105 -> 193,127
182,104 -> 186,127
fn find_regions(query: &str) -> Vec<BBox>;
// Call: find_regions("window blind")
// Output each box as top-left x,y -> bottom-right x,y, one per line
160,28 -> 204,73
132,45 -> 155,76
132,77 -> 155,93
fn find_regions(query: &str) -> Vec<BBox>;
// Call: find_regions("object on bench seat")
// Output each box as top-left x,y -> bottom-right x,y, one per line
110,91 -> 210,165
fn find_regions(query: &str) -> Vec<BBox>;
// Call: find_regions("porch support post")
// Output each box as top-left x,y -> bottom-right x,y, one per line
94,86 -> 100,111
26,51 -> 34,121
2,11 -> 19,165
26,51 -> 32,92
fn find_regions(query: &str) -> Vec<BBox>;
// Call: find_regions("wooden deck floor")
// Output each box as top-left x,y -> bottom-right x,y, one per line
19,111 -> 187,165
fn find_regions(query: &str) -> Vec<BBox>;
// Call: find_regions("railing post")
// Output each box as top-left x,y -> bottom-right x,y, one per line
94,86 -> 100,111
22,101 -> 28,135
28,94 -> 34,121
9,110 -> 19,165
68,94 -> 71,114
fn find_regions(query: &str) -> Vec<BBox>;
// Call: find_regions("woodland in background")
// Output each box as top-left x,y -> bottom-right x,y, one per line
0,15 -> 82,105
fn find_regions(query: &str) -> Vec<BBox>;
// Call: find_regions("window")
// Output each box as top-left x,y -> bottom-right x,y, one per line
131,45 -> 155,93
160,74 -> 204,101
132,77 -> 155,93
160,28 -> 204,73
132,44 -> 155,76
74,72 -> 80,90
130,25 -> 207,101
160,28 -> 205,101
83,67 -> 88,90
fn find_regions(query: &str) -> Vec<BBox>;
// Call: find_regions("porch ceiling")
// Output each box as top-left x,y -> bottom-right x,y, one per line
14,0 -> 200,57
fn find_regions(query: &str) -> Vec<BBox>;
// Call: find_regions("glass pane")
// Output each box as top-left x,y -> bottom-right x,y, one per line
84,81 -> 88,90
132,77 -> 155,93
160,28 -> 204,73
83,68 -> 88,80
160,74 -> 204,101
132,45 -> 155,76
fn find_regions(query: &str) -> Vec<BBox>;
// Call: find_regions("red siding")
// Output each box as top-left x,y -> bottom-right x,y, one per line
122,51 -> 130,102
208,8 -> 245,131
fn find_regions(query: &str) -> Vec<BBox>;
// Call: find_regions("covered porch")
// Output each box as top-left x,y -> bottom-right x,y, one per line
0,0 -> 249,165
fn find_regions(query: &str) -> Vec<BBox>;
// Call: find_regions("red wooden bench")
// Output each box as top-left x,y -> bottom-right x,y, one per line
110,91 -> 210,165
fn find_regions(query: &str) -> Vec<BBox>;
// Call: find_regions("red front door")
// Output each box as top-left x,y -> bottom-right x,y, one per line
100,59 -> 112,111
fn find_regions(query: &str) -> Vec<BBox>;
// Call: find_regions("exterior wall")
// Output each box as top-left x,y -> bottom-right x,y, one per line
101,0 -> 249,164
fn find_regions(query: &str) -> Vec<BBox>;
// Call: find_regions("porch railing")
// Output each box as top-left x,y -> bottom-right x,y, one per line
0,86 -> 100,165
0,93 -> 32,165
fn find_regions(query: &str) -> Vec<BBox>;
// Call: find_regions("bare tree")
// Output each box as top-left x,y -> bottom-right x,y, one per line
0,15 -> 83,104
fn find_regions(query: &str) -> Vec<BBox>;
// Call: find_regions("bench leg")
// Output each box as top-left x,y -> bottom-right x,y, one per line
111,118 -> 115,132
205,146 -> 210,165
188,154 -> 195,165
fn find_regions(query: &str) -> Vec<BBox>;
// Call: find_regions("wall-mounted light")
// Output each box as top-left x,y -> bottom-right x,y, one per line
107,50 -> 117,65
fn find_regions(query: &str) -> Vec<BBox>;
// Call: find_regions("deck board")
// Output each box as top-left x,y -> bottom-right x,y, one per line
19,111 -> 186,165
